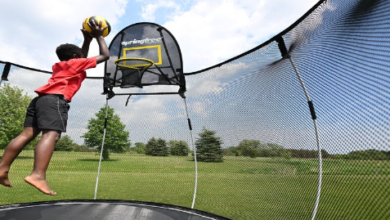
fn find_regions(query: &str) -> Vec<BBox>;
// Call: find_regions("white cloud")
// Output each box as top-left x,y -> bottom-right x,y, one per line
140,0 -> 181,21
1,0 -> 329,147
191,100 -> 210,117
186,62 -> 250,97
162,0 -> 319,72
0,0 -> 128,75
1,0 -> 320,75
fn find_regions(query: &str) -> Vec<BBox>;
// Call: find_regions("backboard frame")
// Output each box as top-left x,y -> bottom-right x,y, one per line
103,22 -> 185,92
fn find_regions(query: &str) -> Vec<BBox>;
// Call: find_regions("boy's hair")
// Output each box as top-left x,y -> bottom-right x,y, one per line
56,43 -> 84,61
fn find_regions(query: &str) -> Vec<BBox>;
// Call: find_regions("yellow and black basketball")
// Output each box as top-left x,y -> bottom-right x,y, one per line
82,16 -> 111,37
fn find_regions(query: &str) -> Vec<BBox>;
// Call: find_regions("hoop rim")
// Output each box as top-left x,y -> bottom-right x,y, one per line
115,57 -> 154,66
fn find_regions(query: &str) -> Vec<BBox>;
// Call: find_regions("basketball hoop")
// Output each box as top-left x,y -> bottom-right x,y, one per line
115,58 -> 154,88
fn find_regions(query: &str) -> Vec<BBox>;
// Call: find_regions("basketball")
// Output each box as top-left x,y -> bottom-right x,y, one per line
82,16 -> 111,37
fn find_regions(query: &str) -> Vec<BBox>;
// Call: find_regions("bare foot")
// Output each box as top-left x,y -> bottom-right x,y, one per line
24,175 -> 56,195
0,170 -> 13,187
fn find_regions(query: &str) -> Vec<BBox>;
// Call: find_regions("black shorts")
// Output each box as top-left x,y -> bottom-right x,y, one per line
24,95 -> 70,132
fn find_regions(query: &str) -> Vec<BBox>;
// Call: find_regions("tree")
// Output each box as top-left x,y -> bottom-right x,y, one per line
237,140 -> 287,158
145,137 -> 169,156
266,143 -> 285,157
82,106 -> 130,160
237,139 -> 261,157
169,140 -> 189,156
0,84 -> 32,149
345,149 -> 389,160
55,135 -> 79,151
195,128 -> 223,162
224,146 -> 240,156
130,142 -> 145,154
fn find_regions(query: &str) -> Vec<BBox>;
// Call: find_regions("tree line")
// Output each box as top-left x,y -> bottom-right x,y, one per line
0,85 -> 224,161
1,84 -> 389,162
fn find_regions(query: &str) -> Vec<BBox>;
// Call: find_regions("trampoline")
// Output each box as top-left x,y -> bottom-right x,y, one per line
0,200 -> 229,220
1,0 -> 390,219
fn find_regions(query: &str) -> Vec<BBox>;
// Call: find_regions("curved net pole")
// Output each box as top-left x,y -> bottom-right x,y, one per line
289,57 -> 322,220
276,37 -> 322,220
182,97 -> 198,209
94,95 -> 110,200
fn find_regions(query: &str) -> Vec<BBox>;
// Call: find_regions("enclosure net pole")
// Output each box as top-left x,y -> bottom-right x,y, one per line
288,57 -> 322,220
94,95 -> 110,200
1,63 -> 11,87
183,97 -> 198,209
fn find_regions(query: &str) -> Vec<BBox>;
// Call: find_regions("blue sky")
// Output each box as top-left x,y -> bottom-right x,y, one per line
0,0 -> 318,75
1,0 -> 388,156
1,0 -> 328,149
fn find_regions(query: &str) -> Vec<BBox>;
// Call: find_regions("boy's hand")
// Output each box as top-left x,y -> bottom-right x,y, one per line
88,20 -> 108,38
81,29 -> 93,42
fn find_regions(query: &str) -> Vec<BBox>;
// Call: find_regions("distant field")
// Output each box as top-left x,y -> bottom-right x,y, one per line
0,150 -> 389,220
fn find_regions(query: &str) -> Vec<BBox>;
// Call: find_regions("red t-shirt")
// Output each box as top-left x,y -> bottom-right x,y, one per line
35,57 -> 97,102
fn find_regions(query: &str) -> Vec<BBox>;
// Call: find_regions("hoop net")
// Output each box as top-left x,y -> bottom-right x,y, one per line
115,58 -> 154,88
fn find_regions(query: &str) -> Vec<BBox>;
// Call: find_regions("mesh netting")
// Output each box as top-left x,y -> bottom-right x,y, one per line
1,0 -> 390,219
115,59 -> 154,88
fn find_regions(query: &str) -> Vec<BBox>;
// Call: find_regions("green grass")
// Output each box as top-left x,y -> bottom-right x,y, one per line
1,150 -> 389,220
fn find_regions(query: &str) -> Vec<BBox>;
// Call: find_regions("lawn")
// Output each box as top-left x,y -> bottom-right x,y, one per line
0,150 -> 389,220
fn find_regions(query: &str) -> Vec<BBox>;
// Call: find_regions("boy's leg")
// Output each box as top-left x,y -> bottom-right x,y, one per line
24,129 -> 60,195
0,127 -> 40,187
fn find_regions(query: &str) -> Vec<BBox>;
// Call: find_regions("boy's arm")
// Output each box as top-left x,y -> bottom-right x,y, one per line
80,30 -> 92,58
95,35 -> 110,64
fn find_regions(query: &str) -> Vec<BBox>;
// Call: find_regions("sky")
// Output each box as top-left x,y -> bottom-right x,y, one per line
0,0 -> 336,151
0,0 -> 319,75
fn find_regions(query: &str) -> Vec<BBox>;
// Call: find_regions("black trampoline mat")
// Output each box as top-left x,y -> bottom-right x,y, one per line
0,200 -> 229,220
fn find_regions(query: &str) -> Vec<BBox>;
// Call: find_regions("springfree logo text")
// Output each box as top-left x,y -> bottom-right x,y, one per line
121,37 -> 163,46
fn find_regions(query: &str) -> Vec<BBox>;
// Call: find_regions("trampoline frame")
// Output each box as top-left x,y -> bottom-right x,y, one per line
0,199 -> 231,220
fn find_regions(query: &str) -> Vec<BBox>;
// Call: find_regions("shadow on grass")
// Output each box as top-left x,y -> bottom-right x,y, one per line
77,159 -> 119,162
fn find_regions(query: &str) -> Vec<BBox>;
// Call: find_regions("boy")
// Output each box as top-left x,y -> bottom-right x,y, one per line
0,20 -> 109,195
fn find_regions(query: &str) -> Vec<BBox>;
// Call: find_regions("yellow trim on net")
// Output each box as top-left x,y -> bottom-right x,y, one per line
115,58 -> 154,69
122,45 -> 162,65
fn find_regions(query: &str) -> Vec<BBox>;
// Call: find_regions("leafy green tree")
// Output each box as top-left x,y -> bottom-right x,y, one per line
55,135 -> 79,151
237,140 -> 287,158
282,151 -> 292,160
237,139 -> 261,157
82,106 -> 130,160
345,149 -> 389,160
223,146 -> 242,156
0,84 -> 32,149
195,128 -> 223,162
169,140 -> 189,156
145,137 -> 169,156
130,142 -> 145,154
266,143 -> 285,157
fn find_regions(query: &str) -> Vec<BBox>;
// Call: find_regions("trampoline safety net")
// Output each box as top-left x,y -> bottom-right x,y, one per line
1,0 -> 390,219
